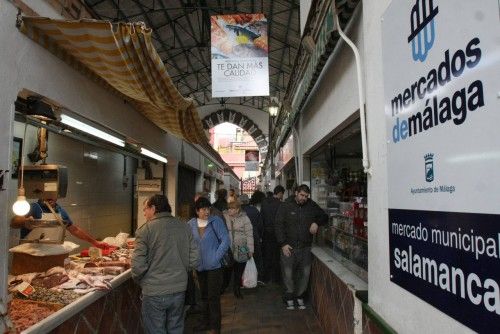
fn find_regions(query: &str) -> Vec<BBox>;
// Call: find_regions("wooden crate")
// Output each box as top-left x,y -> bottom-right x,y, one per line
11,253 -> 68,275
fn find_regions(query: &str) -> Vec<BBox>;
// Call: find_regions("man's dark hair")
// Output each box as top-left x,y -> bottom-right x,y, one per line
146,194 -> 172,213
216,188 -> 227,200
296,184 -> 310,194
250,190 -> 266,205
273,185 -> 285,195
195,197 -> 212,210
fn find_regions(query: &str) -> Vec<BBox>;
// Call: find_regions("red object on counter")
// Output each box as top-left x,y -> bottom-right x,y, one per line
80,246 -> 117,257
353,202 -> 365,238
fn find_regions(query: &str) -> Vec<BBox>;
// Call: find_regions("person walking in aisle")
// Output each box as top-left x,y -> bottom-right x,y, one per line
239,193 -> 264,284
275,184 -> 328,310
188,197 -> 230,334
212,188 -> 228,212
250,190 -> 266,212
224,200 -> 254,298
260,185 -> 285,284
186,192 -> 225,313
228,188 -> 238,203
132,195 -> 200,334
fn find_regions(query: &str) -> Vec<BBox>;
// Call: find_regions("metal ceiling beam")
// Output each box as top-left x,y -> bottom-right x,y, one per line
86,0 -> 301,109
171,67 -> 210,80
267,0 -> 275,97
268,63 -> 290,75
276,3 -> 295,95
271,6 -> 300,17
268,35 -> 298,51
145,10 -> 195,31
87,0 -> 108,7
157,1 -> 212,101
178,0 -> 212,82
270,19 -> 300,35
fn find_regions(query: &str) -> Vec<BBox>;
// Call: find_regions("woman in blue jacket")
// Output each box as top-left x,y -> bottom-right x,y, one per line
188,197 -> 230,334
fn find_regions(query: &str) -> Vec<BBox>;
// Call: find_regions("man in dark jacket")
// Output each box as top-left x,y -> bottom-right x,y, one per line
260,185 -> 285,283
212,188 -> 228,212
275,184 -> 327,310
132,195 -> 200,334
240,193 -> 264,283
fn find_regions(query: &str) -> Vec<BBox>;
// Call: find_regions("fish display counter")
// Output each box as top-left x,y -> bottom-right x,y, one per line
19,269 -> 141,333
6,243 -> 142,333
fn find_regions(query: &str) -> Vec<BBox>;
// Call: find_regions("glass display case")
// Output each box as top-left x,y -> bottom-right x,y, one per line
311,120 -> 368,281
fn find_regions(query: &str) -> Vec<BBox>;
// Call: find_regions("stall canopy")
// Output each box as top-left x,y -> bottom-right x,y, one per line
19,17 -> 208,145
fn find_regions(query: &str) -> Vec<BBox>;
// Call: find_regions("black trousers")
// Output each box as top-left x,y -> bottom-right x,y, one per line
184,270 -> 197,306
197,268 -> 223,331
253,238 -> 264,282
233,261 -> 246,290
262,231 -> 281,283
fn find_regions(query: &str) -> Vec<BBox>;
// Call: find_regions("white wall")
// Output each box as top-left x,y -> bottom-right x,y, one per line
299,11 -> 362,155
362,1 -> 472,333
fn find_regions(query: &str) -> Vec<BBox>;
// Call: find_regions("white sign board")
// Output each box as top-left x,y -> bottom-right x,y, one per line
382,1 -> 500,332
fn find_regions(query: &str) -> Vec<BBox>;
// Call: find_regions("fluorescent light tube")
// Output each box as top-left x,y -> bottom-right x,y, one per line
60,114 -> 125,147
140,147 -> 167,163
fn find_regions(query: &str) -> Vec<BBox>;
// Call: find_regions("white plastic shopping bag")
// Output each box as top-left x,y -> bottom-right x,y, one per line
242,257 -> 258,288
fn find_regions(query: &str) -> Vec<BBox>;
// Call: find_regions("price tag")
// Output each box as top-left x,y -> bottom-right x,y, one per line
15,282 -> 35,297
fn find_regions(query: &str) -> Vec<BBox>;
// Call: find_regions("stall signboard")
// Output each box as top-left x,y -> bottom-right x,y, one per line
245,149 -> 259,171
211,14 -> 269,97
382,1 -> 500,332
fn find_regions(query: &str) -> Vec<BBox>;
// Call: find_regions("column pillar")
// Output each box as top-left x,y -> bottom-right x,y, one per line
167,160 -> 178,216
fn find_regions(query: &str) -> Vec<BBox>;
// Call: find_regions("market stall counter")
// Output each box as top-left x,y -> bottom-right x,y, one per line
7,237 -> 142,333
21,269 -> 141,333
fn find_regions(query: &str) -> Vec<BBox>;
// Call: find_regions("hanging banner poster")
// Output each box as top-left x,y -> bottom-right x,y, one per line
245,149 -> 260,171
382,1 -> 500,333
211,14 -> 269,97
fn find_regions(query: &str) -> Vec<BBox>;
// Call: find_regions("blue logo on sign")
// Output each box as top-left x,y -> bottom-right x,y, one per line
424,153 -> 434,182
408,0 -> 439,62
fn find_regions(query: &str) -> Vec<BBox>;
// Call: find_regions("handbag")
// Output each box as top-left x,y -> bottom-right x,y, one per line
242,258 -> 258,288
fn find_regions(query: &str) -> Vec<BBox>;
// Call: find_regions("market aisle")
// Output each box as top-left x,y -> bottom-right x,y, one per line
185,283 -> 323,333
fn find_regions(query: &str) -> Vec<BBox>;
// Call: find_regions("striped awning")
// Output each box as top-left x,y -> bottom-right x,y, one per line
19,17 -> 207,145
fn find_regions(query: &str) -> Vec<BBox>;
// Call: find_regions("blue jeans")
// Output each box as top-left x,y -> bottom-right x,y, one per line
141,291 -> 185,334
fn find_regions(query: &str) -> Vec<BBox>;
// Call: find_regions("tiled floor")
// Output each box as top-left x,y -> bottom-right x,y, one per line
185,283 -> 323,334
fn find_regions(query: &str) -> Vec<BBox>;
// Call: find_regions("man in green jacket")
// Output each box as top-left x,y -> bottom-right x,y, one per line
132,194 -> 200,334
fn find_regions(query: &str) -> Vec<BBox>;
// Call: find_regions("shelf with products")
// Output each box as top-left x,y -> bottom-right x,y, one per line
310,120 -> 367,278
319,200 -> 368,272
